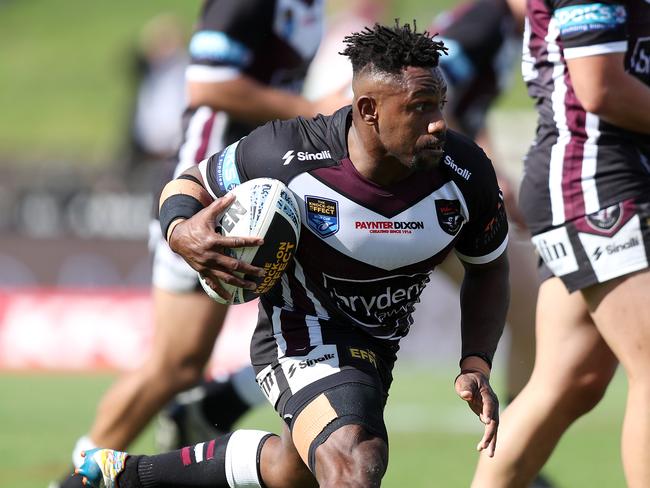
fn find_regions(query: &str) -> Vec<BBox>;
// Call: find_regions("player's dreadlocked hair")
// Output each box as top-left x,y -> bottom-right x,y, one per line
341,20 -> 447,75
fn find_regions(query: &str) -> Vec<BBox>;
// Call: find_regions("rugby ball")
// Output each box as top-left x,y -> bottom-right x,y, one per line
199,178 -> 301,304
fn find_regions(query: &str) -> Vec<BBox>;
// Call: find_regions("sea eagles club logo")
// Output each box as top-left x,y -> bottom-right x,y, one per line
435,199 -> 464,235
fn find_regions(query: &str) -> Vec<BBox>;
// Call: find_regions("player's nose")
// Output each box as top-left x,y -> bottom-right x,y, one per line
427,117 -> 446,135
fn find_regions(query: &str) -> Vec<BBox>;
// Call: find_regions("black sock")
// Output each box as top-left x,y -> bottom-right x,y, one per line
201,379 -> 251,431
124,433 -> 233,488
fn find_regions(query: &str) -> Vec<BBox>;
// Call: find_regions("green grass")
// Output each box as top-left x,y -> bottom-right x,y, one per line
0,364 -> 626,487
0,0 -> 530,167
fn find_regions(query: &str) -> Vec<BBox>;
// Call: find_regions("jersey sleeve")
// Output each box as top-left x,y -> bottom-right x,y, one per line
452,146 -> 509,264
186,0 -> 274,82
551,0 -> 628,59
199,116 -> 326,198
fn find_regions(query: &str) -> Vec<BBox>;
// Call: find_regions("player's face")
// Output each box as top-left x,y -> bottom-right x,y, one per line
378,66 -> 447,171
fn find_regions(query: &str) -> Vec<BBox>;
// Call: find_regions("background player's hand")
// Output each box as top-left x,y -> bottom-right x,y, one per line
168,194 -> 265,291
495,170 -> 527,231
454,361 -> 499,457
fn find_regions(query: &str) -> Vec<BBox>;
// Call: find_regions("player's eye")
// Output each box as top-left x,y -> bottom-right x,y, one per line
414,102 -> 433,112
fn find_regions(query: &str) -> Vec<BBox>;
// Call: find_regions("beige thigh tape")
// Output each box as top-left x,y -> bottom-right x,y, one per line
291,393 -> 338,465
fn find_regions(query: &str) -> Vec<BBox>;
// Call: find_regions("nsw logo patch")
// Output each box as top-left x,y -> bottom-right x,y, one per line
435,199 -> 463,235
306,196 -> 339,237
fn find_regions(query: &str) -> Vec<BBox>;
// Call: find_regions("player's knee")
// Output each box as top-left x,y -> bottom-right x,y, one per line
314,424 -> 388,488
147,351 -> 206,391
563,370 -> 611,417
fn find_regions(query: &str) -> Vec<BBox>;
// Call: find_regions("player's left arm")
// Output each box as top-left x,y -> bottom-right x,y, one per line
451,146 -> 510,457
455,251 -> 509,457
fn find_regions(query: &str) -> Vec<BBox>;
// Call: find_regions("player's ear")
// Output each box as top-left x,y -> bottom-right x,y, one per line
357,96 -> 377,125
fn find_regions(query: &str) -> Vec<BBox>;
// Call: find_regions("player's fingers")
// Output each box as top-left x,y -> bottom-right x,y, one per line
454,375 -> 477,402
476,419 -> 498,457
209,253 -> 265,279
479,387 -> 499,425
219,235 -> 265,248
205,193 -> 235,215
201,274 -> 235,300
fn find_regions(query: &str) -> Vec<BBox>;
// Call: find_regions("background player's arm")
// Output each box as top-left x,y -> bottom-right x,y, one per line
567,52 -> 650,134
189,76 -> 349,123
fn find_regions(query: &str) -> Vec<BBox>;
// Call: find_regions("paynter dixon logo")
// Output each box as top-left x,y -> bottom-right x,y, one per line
306,196 -> 339,237
354,220 -> 424,234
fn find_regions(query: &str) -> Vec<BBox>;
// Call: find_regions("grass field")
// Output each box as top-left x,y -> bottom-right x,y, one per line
1,364 -> 626,487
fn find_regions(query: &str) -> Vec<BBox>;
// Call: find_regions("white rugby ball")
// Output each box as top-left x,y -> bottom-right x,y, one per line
199,177 -> 301,304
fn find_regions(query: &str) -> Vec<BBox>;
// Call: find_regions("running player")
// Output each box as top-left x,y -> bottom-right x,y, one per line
75,21 -> 510,488
56,1 -> 347,487
472,1 -> 650,486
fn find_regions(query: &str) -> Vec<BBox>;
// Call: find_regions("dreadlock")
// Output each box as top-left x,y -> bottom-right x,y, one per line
341,19 -> 447,75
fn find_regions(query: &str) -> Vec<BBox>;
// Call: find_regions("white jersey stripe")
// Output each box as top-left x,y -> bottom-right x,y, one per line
547,17 -> 569,226
293,260 -> 329,320
582,112 -> 601,215
271,305 -> 287,356
456,234 -> 508,264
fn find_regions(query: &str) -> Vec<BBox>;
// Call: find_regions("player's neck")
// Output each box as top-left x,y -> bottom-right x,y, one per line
347,123 -> 414,186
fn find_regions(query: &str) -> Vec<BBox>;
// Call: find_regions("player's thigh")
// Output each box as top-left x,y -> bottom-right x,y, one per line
151,287 -> 227,364
530,277 -> 617,395
149,229 -> 228,365
583,269 -> 650,378
254,337 -> 394,474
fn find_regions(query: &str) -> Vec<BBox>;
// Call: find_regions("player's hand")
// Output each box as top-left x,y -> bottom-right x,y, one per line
454,368 -> 499,457
168,194 -> 265,291
312,83 -> 352,116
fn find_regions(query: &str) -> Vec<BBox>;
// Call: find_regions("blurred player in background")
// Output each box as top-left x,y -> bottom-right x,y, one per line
121,13 -> 188,176
55,1 -> 349,487
472,1 -> 650,486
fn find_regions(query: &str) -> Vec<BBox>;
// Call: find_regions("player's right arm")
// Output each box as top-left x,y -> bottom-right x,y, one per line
567,53 -> 650,134
158,164 -> 264,298
553,0 -> 650,133
187,0 -> 348,122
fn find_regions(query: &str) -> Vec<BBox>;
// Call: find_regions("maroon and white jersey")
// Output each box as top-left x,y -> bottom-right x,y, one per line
175,0 -> 324,176
199,107 -> 508,346
520,0 -> 650,234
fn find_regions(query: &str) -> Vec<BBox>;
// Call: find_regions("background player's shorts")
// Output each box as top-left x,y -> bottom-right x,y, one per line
149,219 -> 200,292
532,198 -> 650,292
252,320 -> 398,469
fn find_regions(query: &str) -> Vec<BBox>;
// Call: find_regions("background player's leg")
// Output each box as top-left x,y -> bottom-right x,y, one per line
156,364 -> 266,450
88,288 -> 227,449
471,277 -> 617,487
583,270 -> 650,488
503,230 -> 538,400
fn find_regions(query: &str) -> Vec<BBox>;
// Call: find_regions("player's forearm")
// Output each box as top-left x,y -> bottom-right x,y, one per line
158,166 -> 212,243
188,77 -> 316,124
569,55 -> 650,134
459,253 -> 510,367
